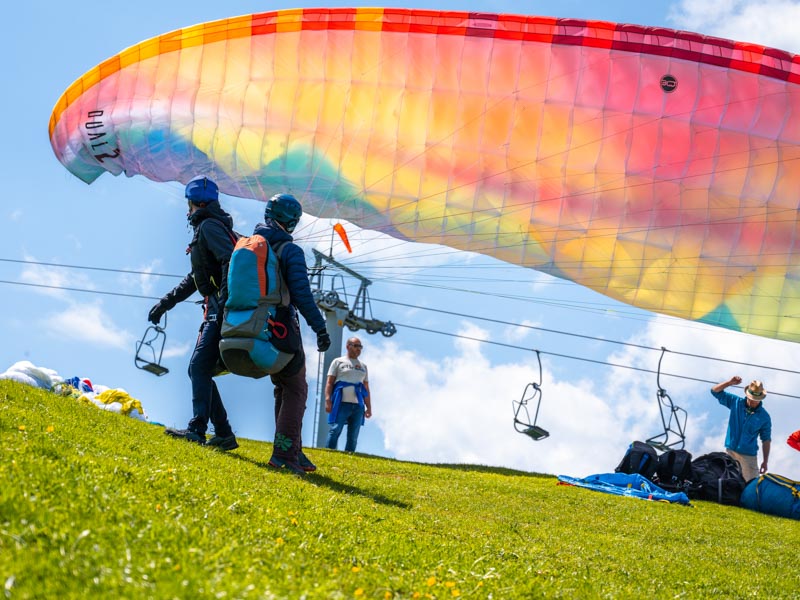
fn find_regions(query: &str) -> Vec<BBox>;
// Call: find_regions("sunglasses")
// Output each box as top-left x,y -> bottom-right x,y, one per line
349,344 -> 363,348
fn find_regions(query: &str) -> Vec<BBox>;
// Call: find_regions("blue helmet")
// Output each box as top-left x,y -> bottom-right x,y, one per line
264,193 -> 302,233
185,176 -> 219,205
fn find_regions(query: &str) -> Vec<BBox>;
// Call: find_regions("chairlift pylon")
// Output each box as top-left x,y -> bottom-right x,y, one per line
646,347 -> 687,451
512,350 -> 549,441
135,316 -> 169,377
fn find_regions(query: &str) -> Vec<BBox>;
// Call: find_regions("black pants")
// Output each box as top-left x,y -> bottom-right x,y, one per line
270,349 -> 307,461
187,319 -> 232,437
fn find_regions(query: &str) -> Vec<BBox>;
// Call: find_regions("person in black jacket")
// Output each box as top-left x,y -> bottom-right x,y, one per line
253,193 -> 330,475
148,176 -> 239,451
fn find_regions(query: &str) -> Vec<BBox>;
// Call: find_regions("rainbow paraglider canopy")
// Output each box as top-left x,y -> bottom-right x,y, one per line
49,8 -> 800,342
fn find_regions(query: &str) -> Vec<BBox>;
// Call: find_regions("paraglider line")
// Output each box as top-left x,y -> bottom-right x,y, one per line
378,296 -> 800,376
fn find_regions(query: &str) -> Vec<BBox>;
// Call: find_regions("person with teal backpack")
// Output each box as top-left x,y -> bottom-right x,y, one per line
245,194 -> 330,475
148,176 -> 239,451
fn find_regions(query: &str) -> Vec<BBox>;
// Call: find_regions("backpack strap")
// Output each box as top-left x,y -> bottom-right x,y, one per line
272,240 -> 289,259
763,474 -> 800,498
195,217 -> 238,247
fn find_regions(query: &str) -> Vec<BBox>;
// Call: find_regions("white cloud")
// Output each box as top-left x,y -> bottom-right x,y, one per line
161,340 -> 193,360
369,323 -> 625,476
361,313 -> 800,480
20,259 -> 95,299
125,259 -> 167,297
502,318 -> 540,343
43,303 -> 133,351
601,314 -> 800,479
669,0 -> 800,52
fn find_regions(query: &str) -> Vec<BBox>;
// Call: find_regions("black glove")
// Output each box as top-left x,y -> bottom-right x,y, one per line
316,330 -> 331,352
148,300 -> 169,325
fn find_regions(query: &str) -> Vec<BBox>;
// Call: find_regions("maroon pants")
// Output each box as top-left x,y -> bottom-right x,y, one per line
270,360 -> 308,461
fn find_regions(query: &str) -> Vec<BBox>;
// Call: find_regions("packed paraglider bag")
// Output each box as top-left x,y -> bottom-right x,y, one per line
740,473 -> 800,520
614,441 -> 659,480
686,452 -> 746,506
219,235 -> 295,378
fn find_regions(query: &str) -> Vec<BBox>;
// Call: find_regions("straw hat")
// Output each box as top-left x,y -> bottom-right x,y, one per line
745,380 -> 766,401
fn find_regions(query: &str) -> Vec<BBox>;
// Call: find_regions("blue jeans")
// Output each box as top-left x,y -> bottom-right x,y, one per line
187,319 -> 232,437
326,402 -> 364,452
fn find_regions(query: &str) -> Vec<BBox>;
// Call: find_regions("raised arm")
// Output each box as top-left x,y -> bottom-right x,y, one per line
711,375 -> 742,394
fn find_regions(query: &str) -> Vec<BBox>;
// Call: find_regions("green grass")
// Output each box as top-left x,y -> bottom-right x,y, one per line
1,379 -> 798,599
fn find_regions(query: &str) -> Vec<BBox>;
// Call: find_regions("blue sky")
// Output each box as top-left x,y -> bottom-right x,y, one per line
3,0 -> 800,477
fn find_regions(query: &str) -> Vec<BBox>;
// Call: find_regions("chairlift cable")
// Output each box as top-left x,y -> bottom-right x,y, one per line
2,273 -> 799,378
4,260 -> 800,378
393,321 -> 800,400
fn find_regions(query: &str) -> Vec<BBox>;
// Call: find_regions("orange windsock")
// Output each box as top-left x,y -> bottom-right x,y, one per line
333,223 -> 352,253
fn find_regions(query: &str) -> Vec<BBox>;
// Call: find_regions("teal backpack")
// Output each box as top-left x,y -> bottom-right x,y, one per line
219,235 -> 298,378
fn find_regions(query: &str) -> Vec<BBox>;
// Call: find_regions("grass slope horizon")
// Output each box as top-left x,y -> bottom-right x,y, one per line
1,380 -> 798,599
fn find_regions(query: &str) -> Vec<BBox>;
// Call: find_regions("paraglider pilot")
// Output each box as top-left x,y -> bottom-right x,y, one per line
255,193 -> 330,475
148,176 -> 239,451
710,376 -> 772,481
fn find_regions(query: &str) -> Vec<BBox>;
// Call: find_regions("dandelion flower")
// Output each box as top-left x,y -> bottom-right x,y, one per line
17,425 -> 26,432
354,589 -> 364,597
276,537 -> 285,545
426,577 -> 436,587
351,566 -> 361,573
46,426 -> 54,433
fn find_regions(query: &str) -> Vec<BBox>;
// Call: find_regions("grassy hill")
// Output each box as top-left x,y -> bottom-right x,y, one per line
1,380 -> 797,599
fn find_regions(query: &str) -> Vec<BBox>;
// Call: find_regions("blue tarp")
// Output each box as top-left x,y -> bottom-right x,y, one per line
557,472 -> 691,505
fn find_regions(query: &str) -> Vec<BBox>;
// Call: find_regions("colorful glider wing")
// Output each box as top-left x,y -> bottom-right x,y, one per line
49,8 -> 800,342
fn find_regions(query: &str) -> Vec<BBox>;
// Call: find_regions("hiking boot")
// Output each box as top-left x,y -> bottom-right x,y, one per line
268,454 -> 306,476
297,450 -> 317,472
207,433 -> 239,451
165,427 -> 206,444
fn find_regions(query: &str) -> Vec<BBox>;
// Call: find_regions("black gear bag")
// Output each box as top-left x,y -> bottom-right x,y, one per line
655,449 -> 693,491
615,441 -> 659,480
687,452 -> 746,505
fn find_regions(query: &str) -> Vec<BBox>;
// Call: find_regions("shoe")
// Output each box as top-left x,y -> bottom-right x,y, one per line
297,450 -> 317,472
207,433 -> 239,451
165,427 -> 205,444
268,454 -> 306,476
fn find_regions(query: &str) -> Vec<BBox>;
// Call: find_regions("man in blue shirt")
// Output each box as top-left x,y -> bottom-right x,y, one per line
710,376 -> 771,482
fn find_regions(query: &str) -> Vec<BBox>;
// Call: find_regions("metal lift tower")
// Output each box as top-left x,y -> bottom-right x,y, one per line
309,248 -> 396,448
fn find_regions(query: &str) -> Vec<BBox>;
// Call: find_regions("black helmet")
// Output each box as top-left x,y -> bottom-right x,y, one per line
185,176 -> 219,205
265,193 -> 302,233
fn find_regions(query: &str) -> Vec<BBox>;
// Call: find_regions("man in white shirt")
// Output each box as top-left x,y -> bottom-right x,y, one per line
324,337 -> 372,451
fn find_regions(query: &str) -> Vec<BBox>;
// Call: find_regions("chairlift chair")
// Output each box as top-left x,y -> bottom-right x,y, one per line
512,350 -> 550,441
646,347 -> 687,451
135,316 -> 169,376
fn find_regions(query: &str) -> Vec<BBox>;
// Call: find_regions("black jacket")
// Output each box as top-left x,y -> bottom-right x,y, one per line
253,219 -> 326,334
161,204 -> 236,317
